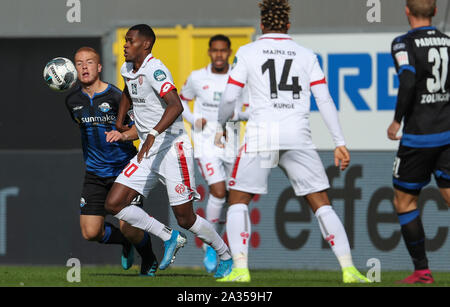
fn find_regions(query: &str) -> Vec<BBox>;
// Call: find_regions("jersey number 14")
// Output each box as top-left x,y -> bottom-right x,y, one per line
262,59 -> 302,99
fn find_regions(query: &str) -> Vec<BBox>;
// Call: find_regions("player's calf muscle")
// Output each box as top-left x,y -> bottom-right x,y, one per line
228,190 -> 253,205
172,202 -> 197,229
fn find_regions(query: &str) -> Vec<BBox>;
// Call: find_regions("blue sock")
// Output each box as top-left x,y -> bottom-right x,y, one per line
99,222 -> 127,245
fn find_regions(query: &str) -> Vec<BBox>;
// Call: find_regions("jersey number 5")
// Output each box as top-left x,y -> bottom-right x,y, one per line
427,47 -> 448,93
262,59 -> 302,99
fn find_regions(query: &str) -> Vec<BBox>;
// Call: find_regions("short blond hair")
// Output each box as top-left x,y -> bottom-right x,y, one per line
407,0 -> 436,18
74,46 -> 101,63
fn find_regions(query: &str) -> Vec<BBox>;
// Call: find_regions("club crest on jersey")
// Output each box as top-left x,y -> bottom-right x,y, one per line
154,69 -> 167,82
80,197 -> 86,208
175,184 -> 186,194
138,75 -> 143,85
99,102 -> 111,113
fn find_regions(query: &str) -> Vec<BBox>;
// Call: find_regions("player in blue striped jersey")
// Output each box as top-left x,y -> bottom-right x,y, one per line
65,46 -> 162,276
388,0 -> 450,284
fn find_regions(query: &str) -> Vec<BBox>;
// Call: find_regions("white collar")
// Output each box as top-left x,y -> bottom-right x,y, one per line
139,53 -> 155,69
258,33 -> 292,40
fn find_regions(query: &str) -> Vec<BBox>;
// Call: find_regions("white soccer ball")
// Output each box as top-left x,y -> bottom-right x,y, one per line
43,57 -> 77,92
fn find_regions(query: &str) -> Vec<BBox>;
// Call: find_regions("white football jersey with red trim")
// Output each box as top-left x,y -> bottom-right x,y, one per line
121,53 -> 186,155
180,64 -> 230,123
229,33 -> 327,151
180,64 -> 248,159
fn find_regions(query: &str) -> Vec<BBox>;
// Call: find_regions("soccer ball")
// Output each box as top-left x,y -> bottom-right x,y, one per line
43,57 -> 77,92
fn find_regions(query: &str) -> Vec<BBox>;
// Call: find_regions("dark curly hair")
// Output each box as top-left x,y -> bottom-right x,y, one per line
259,0 -> 291,32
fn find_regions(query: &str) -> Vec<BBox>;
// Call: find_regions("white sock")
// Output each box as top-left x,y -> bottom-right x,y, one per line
315,205 -> 354,269
226,204 -> 250,269
206,194 -> 226,233
189,214 -> 231,260
114,205 -> 172,241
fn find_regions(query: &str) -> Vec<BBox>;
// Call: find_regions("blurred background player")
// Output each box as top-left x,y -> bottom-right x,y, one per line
104,24 -> 233,277
387,0 -> 450,284
215,0 -> 370,283
65,46 -> 158,276
179,34 -> 249,274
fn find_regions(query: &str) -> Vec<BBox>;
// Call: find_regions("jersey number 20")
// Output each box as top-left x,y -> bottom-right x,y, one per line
262,59 -> 302,99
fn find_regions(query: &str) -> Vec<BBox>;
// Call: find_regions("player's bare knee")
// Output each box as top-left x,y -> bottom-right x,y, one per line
81,227 -> 103,242
210,189 -> 226,199
210,183 -> 227,199
393,190 -> 418,213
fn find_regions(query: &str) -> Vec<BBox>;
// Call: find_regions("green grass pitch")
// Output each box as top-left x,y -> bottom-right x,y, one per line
1,266 -> 450,287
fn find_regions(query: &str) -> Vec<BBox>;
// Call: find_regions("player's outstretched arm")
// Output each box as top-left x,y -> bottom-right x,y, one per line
105,125 -> 138,143
137,90 -> 183,163
116,86 -> 132,132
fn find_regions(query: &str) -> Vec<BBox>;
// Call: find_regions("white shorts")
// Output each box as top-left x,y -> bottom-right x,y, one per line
196,156 -> 234,186
228,146 -> 330,196
115,136 -> 200,206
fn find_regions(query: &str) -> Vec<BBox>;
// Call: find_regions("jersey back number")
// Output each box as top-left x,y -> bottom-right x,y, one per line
427,47 -> 448,93
261,59 -> 302,100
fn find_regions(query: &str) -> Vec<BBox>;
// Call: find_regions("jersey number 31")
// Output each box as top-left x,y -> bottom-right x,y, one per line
262,59 -> 302,99
427,47 -> 448,93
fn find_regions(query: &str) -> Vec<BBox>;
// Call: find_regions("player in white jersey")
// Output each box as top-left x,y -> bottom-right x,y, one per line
104,24 -> 233,277
180,35 -> 249,274
215,0 -> 370,283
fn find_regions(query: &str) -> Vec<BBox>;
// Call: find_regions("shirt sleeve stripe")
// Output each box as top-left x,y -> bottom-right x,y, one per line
310,77 -> 327,87
227,76 -> 245,88
398,65 -> 416,75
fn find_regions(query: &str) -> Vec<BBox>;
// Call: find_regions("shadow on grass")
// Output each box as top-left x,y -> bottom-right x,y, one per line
89,273 -> 209,278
